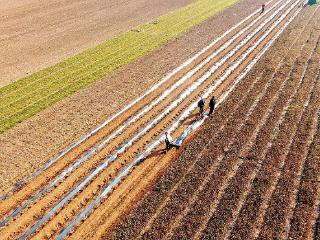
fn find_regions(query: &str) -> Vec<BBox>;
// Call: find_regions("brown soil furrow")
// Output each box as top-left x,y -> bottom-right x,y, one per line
287,119 -> 320,239
111,7 -> 303,240
0,0 -> 279,218
1,3 -> 289,238
199,32 -> 320,240
182,20 -> 318,240
106,6 -> 310,240
227,41 -> 320,240
255,48 -> 320,240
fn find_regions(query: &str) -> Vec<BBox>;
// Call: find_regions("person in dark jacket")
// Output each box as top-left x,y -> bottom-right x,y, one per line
261,3 -> 265,13
197,97 -> 205,117
208,96 -> 216,116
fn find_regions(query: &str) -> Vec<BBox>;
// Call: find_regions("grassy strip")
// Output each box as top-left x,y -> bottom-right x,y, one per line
0,0 -> 238,133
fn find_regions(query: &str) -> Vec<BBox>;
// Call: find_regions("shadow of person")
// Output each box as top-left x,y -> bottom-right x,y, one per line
143,148 -> 167,160
180,113 -> 198,124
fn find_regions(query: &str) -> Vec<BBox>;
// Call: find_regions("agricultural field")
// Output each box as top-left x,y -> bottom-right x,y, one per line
1,0 -> 319,239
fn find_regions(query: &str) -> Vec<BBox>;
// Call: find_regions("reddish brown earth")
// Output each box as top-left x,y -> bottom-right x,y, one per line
0,0 -> 264,193
108,4 -> 320,240
0,0 -> 196,87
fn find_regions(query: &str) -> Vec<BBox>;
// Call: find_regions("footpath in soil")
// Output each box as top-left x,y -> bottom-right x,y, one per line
109,4 -> 320,240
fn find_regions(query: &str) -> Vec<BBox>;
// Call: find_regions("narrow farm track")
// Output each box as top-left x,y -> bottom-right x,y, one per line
0,1 -> 309,239
108,3 -> 320,240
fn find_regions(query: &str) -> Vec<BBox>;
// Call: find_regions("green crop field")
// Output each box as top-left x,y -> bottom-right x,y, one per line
0,0 -> 238,133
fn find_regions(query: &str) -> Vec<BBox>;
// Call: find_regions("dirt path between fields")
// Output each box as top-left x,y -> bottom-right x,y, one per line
0,0 -> 263,194
0,0 -> 195,87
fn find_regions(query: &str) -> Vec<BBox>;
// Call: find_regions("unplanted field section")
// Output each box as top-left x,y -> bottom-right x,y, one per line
108,4 -> 320,240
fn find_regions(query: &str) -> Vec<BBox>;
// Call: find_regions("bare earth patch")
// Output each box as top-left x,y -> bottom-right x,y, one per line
0,0 -> 195,87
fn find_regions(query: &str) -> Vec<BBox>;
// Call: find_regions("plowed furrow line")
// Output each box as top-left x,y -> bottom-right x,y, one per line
224,40 -> 320,240
181,17 -> 316,240
287,118 -> 320,239
0,2 -> 292,239
0,0 -> 282,219
227,9 -> 320,240
256,54 -> 320,240
199,33 -> 320,240
127,4 -> 302,240
106,5 -> 308,240
49,4 -> 304,239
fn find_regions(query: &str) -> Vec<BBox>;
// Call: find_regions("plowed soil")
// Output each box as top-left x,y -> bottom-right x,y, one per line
0,0 -> 195,87
108,4 -> 320,240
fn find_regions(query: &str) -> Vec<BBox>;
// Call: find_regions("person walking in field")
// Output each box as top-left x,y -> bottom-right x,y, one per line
208,96 -> 216,116
164,132 -> 180,152
197,97 -> 205,117
261,3 -> 265,14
